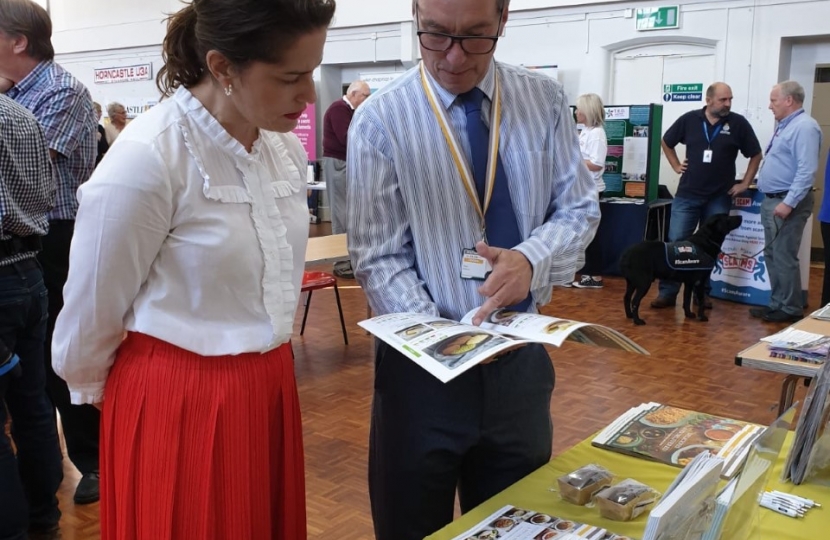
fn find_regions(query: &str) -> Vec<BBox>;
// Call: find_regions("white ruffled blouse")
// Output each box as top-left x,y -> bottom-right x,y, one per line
52,87 -> 310,405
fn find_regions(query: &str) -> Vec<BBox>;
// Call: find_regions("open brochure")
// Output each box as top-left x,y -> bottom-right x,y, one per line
810,303 -> 830,321
591,403 -> 764,479
358,309 -> 648,383
448,505 -> 627,540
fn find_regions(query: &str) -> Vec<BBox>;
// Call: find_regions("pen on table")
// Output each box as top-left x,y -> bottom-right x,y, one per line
768,490 -> 821,508
760,500 -> 801,518
760,494 -> 806,514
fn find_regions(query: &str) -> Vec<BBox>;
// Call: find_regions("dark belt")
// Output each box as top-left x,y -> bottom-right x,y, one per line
765,191 -> 788,199
0,257 -> 39,276
0,235 -> 42,259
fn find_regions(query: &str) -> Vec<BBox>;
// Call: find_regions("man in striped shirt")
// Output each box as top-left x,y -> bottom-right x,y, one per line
0,0 -> 99,506
347,1 -> 599,538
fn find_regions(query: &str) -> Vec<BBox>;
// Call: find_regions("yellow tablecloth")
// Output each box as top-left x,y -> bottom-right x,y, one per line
427,433 -> 829,539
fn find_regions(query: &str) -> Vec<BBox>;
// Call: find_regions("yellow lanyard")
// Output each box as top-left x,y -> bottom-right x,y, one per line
419,62 -> 502,238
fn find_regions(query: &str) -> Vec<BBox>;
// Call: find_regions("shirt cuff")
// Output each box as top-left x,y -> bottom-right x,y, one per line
513,238 -> 550,292
69,385 -> 105,405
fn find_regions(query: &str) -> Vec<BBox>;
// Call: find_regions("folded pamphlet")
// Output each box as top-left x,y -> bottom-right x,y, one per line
359,308 -> 648,383
642,451 -> 724,540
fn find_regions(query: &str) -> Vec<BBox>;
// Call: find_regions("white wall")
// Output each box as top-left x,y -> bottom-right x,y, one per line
49,0 -> 830,170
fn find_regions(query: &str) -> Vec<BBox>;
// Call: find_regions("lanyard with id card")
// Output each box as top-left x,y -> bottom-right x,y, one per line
419,62 -> 502,282
702,121 -> 722,163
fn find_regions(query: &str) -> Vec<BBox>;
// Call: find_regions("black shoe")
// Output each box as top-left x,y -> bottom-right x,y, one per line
749,307 -> 772,319
650,297 -> 676,309
693,295 -> 713,309
333,260 -> 354,279
762,310 -> 803,323
28,525 -> 62,540
73,471 -> 100,505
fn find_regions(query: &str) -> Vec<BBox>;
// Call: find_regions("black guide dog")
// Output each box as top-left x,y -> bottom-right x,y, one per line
620,214 -> 743,325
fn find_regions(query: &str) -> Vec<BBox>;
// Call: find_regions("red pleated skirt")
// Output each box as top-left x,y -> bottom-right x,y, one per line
100,333 -> 306,540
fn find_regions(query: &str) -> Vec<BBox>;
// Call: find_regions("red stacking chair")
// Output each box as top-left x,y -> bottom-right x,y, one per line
300,271 -> 348,345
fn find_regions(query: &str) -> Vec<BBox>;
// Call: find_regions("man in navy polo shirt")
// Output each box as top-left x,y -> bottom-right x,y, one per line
652,82 -> 762,309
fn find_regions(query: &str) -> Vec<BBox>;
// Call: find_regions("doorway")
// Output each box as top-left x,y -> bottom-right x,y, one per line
612,44 -> 716,195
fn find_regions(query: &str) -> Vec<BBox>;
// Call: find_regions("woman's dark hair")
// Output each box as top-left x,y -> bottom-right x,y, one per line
157,0 -> 336,96
0,0 -> 55,62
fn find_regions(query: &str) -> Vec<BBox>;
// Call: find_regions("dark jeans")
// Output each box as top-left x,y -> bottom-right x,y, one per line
658,194 -> 732,299
38,220 -> 100,475
369,342 -> 554,540
822,221 -> 830,307
0,259 -> 63,540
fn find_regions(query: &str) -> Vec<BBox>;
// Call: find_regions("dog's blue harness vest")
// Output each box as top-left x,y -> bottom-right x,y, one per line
663,241 -> 716,271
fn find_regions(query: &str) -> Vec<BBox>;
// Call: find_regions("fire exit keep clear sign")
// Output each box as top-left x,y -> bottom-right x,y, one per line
635,6 -> 680,31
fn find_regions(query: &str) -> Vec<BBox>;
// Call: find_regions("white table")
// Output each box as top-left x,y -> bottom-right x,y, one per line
304,234 -> 348,265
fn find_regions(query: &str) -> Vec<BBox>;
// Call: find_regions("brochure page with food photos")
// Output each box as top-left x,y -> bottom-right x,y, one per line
591,403 -> 765,479
449,505 -> 632,540
461,309 -> 649,355
358,310 -> 648,383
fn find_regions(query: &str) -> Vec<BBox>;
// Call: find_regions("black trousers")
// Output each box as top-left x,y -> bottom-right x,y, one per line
369,342 -> 555,540
38,220 -> 100,475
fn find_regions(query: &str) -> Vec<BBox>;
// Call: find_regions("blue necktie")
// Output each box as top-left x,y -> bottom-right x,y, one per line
459,88 -> 531,312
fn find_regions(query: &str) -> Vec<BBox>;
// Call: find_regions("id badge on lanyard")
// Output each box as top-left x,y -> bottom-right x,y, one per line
420,62 -> 502,281
702,121 -> 722,163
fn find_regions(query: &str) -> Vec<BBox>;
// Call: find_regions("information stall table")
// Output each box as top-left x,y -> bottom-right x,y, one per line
735,316 -> 827,415
427,433 -> 827,540
591,199 -> 672,276
304,233 -> 348,265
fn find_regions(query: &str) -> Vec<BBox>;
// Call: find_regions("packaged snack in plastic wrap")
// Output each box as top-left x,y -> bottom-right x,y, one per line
593,479 -> 660,521
556,464 -> 615,505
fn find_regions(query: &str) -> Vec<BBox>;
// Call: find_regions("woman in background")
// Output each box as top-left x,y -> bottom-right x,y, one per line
572,93 -> 608,289
92,102 -> 108,164
103,101 -> 128,144
51,0 -> 336,538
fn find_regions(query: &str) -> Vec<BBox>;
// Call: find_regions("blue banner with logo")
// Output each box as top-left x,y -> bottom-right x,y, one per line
710,188 -> 810,306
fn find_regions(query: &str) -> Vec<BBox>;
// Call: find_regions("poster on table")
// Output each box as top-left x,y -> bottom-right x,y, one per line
710,189 -> 811,306
291,103 -> 316,161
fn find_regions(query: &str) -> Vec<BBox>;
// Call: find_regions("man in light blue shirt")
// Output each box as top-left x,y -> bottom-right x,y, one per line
347,0 -> 599,538
752,80 -> 822,322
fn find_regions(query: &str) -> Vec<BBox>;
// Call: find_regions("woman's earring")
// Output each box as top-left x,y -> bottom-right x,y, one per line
224,85 -> 233,97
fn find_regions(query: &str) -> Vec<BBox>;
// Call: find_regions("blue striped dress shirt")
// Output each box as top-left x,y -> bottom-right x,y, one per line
347,60 -> 599,321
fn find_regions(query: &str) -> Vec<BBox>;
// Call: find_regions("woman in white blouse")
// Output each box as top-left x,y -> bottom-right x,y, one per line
51,1 -> 336,538
572,93 -> 609,289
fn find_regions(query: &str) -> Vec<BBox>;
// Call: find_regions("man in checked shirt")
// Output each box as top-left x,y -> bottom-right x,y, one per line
0,0 -> 99,505
0,92 -> 63,540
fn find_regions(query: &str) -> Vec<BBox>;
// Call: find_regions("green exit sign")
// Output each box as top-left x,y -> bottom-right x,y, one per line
636,6 -> 680,31
664,83 -> 703,93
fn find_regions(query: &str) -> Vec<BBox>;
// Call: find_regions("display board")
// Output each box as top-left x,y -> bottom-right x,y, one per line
573,104 -> 662,202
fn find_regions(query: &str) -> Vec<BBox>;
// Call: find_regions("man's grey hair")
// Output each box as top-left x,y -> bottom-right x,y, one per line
777,80 -> 806,104
412,0 -> 509,15
347,80 -> 368,95
106,101 -> 124,117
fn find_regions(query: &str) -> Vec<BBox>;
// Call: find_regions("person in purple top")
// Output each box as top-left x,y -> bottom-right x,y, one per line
820,155 -> 830,306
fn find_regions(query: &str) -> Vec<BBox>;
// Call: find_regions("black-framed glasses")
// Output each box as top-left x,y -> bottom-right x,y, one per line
416,6 -> 504,55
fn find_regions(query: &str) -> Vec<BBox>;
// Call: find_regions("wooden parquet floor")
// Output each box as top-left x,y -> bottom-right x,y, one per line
51,231 -> 823,539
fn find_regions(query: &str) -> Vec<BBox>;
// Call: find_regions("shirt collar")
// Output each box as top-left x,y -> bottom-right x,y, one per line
7,60 -> 52,99
342,95 -> 355,110
425,60 -> 497,111
778,108 -> 804,130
